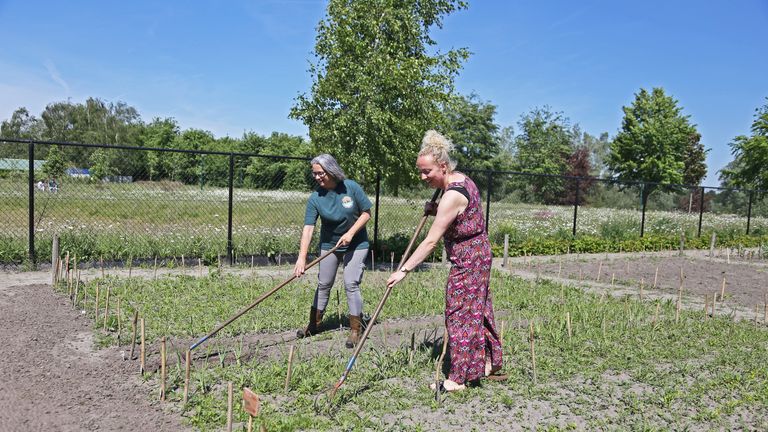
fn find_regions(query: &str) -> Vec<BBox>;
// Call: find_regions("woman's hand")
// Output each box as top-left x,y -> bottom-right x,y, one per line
293,256 -> 306,277
386,270 -> 407,288
336,232 -> 354,248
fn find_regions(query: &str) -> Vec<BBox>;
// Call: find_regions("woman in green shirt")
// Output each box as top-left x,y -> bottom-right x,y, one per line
293,154 -> 372,348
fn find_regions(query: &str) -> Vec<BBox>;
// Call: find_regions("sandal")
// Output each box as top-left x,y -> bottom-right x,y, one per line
429,380 -> 466,392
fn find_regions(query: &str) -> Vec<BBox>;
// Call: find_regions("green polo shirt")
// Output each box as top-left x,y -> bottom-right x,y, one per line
304,179 -> 372,252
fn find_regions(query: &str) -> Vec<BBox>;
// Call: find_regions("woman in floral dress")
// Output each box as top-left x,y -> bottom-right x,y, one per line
387,130 -> 504,392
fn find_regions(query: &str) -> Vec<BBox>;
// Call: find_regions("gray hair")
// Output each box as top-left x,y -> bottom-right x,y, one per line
311,154 -> 346,181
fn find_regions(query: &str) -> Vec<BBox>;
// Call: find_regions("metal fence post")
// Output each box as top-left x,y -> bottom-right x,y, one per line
226,153 -> 234,265
28,141 -> 36,268
373,172 -> 381,252
746,190 -> 754,235
572,179 -> 580,236
485,171 -> 492,233
640,183 -> 646,238
697,186 -> 705,237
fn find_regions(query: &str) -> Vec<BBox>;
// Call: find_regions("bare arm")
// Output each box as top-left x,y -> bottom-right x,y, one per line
293,224 -> 315,277
335,210 -> 372,247
386,190 -> 467,288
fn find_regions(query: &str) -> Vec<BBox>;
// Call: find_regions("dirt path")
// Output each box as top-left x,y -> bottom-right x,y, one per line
0,282 -> 187,431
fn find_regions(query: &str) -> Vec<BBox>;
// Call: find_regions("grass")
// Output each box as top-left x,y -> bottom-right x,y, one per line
58,267 -> 768,430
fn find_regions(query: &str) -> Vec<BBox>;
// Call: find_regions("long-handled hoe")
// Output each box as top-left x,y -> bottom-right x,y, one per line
315,189 -> 441,410
189,244 -> 341,351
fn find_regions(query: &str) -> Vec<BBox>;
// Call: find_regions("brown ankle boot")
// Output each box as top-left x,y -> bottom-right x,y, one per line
345,315 -> 362,348
297,307 -> 324,338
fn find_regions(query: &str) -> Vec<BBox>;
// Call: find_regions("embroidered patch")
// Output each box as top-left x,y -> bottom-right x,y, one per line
341,195 -> 354,209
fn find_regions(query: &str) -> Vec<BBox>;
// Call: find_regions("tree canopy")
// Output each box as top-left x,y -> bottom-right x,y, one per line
290,0 -> 469,192
607,87 -> 702,203
720,98 -> 768,194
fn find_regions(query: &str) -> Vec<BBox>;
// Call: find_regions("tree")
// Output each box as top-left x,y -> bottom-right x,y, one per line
141,118 -> 179,181
682,132 -> 707,186
290,0 -> 469,192
244,132 -> 313,190
89,148 -> 116,181
42,145 -> 67,179
439,93 -> 501,170
562,146 -> 594,205
720,97 -> 768,193
511,107 -> 575,203
0,107 -> 42,139
607,87 -> 700,206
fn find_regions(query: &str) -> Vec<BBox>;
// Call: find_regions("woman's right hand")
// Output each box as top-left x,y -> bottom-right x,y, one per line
293,256 -> 306,277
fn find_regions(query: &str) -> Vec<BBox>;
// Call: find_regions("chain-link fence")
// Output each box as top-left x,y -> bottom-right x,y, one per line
2,138 -> 767,267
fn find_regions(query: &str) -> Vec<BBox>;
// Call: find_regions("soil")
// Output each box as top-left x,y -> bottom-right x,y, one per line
2,248 -> 766,431
504,249 -> 768,320
0,281 -> 186,431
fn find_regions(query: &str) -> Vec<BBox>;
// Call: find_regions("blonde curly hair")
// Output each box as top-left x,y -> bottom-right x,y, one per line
418,130 -> 457,172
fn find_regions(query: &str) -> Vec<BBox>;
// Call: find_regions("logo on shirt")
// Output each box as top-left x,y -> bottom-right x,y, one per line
341,195 -> 354,209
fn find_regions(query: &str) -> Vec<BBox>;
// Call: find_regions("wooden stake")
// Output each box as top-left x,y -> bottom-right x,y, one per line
128,255 -> 133,278
184,350 -> 191,404
675,285 -> 683,324
703,294 -> 709,318
140,318 -> 146,374
529,321 -> 537,385
130,310 -> 139,360
390,252 -> 394,272
100,256 -> 105,278
711,292 -> 717,317
73,270 -> 80,307
499,320 -> 505,344
199,258 -> 203,277
720,277 -> 726,301
51,235 -> 59,285
153,256 -> 158,280
611,273 -> 615,288
226,382 -> 234,432
653,265 -> 659,288
160,337 -> 166,401
116,297 -> 122,344
596,261 -> 603,282
709,232 -> 716,258
652,302 -> 660,326
566,312 -> 572,341
103,286 -> 111,331
503,234 -> 509,267
95,284 -> 101,321
639,277 -> 644,300
284,345 -> 295,392
557,260 -> 562,278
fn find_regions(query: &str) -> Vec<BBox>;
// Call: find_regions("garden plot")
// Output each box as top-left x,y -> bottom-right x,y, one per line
3,257 -> 768,431
517,249 -> 768,315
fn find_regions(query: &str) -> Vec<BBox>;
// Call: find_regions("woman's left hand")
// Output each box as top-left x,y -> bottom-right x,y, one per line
336,232 -> 354,247
386,270 -> 407,288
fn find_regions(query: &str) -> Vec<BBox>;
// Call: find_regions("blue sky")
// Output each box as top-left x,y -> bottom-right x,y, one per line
1,0 -> 766,186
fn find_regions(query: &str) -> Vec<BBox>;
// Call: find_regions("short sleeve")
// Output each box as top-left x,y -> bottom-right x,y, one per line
304,195 -> 319,225
352,181 -> 372,212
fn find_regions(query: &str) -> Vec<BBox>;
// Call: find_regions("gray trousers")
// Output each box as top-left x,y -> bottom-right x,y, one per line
313,247 -> 368,316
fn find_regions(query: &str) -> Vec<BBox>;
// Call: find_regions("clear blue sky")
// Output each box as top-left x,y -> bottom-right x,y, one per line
1,0 -> 766,186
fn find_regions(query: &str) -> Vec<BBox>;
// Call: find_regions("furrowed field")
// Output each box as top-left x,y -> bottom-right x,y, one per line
53,260 -> 768,431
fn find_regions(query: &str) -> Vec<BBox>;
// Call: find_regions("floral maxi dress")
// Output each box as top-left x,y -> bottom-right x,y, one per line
443,175 -> 503,384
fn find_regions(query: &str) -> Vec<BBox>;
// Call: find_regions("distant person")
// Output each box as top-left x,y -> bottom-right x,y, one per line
386,130 -> 505,392
36,180 -> 45,191
293,154 -> 372,348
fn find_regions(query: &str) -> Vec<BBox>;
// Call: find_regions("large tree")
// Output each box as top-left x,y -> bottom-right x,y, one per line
607,87 -> 701,205
720,97 -> 768,193
511,106 -> 575,203
290,0 -> 469,192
